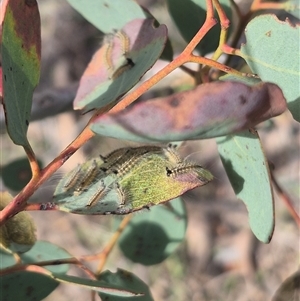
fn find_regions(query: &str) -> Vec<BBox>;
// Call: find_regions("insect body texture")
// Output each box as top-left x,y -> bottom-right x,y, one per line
102,29 -> 134,80
52,146 -> 213,215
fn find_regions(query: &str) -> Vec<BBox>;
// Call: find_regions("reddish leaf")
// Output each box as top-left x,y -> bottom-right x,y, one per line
91,81 -> 287,142
2,0 -> 41,146
74,18 -> 167,112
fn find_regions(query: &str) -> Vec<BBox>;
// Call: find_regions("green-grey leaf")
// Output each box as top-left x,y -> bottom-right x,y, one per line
98,269 -> 154,300
20,241 -> 70,274
2,157 -> 43,191
0,270 -> 142,301
66,0 -> 147,33
66,0 -> 172,61
51,146 -> 212,215
118,198 -> 187,265
219,74 -> 261,86
52,273 -> 143,296
167,0 -> 232,55
1,1 -> 41,147
240,15 -> 300,121
216,130 -> 274,243
0,248 -> 17,269
74,18 -> 167,112
0,271 -> 59,301
284,0 -> 300,19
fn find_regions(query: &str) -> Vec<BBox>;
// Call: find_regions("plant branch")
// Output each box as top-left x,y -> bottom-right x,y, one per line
110,0 -> 217,113
251,0 -> 288,12
24,145 -> 40,179
182,0 -> 216,55
0,120 -> 96,225
0,256 -> 96,279
271,172 -> 300,227
202,0 -> 231,75
95,215 -> 132,275
221,44 -> 241,56
0,85 -> 77,131
189,54 -> 250,77
0,0 -> 245,223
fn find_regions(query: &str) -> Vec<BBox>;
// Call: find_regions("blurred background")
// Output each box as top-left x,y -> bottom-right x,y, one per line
0,0 -> 299,300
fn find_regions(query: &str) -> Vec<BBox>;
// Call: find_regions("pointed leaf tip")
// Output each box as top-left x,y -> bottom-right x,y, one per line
2,0 -> 41,146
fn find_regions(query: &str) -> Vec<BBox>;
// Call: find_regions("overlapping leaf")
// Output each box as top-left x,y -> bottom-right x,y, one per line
240,15 -> 300,121
98,269 -> 154,300
167,0 -> 232,55
0,271 -> 59,301
1,157 -> 43,191
0,248 -> 17,269
118,198 -> 187,265
19,241 -> 70,274
67,0 -> 172,61
52,274 -> 143,296
1,0 -> 41,146
74,18 -> 167,112
51,146 -> 212,215
216,75 -> 276,243
1,240 -> 141,298
284,0 -> 300,19
217,130 -> 274,243
90,81 -> 286,142
67,0 -> 147,33
0,240 -> 70,301
0,270 -> 143,300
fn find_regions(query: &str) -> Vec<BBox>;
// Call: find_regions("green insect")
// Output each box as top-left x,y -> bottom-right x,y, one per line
51,145 -> 213,215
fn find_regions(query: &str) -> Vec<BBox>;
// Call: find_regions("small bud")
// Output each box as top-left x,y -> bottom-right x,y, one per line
0,191 -> 36,253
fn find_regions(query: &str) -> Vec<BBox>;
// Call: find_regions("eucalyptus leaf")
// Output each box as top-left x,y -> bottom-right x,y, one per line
216,130 -> 274,243
2,0 -> 41,146
98,269 -> 154,300
74,18 -> 167,112
0,248 -> 17,269
0,271 -> 59,301
20,241 -> 70,274
52,273 -> 143,296
118,198 -> 187,265
284,0 -> 300,19
240,15 -> 300,121
67,0 -> 147,33
167,0 -> 232,55
91,81 -> 286,142
2,157 -> 43,191
51,146 -> 212,215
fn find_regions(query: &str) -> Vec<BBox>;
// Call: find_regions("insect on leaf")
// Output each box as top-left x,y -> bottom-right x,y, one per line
50,146 -> 213,215
74,18 -> 167,112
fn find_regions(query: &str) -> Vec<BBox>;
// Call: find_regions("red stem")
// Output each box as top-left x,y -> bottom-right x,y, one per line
271,172 -> 300,227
